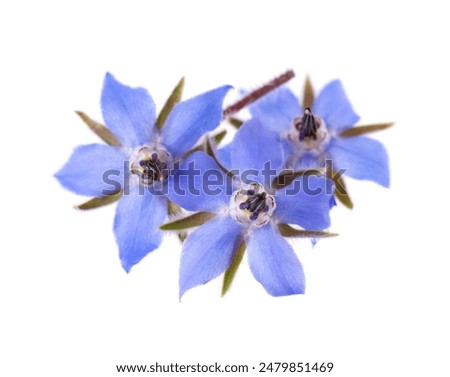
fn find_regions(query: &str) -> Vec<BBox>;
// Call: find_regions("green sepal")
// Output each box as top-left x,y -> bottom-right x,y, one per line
167,200 -> 187,241
213,130 -> 227,145
326,167 -> 353,209
167,200 -> 182,217
160,211 -> 216,231
339,122 -> 394,138
181,130 -> 227,160
271,169 -> 323,190
177,231 -> 188,242
302,75 -> 314,110
221,241 -> 246,297
228,117 -> 243,129
205,137 -> 235,179
156,77 -> 185,129
277,223 -> 337,238
75,191 -> 123,210
75,111 -> 121,146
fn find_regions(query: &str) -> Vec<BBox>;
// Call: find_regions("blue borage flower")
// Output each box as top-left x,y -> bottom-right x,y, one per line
246,80 -> 390,187
166,119 -> 334,298
55,73 -> 231,272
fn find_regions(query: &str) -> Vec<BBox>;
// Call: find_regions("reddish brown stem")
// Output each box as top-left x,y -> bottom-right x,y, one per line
223,69 -> 295,118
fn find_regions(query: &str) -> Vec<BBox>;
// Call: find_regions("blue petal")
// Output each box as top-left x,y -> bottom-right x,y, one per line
167,151 -> 232,212
55,144 -> 125,197
275,175 -> 333,230
220,128 -> 293,173
248,87 -> 302,132
294,152 -> 323,170
231,118 -> 284,185
101,73 -> 157,148
327,136 -> 390,187
247,224 -> 305,296
216,142 -> 232,170
269,137 -> 297,170
179,216 -> 243,299
114,185 -> 167,272
313,80 -> 360,131
161,85 -> 232,159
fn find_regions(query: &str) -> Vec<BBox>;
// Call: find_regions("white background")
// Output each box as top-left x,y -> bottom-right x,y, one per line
1,1 -> 449,376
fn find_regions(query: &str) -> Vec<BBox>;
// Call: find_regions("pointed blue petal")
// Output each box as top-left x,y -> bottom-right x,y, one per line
114,185 -> 167,272
248,87 -> 302,132
231,118 -> 284,185
313,80 -> 360,131
55,144 -> 125,197
294,152 -> 322,170
167,151 -> 232,212
247,224 -> 305,296
282,137 -> 295,166
216,142 -> 232,170
275,175 -> 333,230
220,132 -> 293,173
327,136 -> 390,187
161,85 -> 232,159
179,216 -> 243,299
101,73 -> 157,148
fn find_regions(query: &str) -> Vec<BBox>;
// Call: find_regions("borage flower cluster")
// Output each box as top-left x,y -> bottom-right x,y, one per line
55,71 -> 392,299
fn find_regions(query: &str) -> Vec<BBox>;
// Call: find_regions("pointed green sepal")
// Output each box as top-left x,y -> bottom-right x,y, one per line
160,211 -> 216,231
335,188 -> 353,209
339,122 -> 394,138
177,231 -> 188,242
75,191 -> 123,210
228,117 -> 243,129
156,77 -> 185,129
326,167 -> 353,209
213,130 -> 227,145
167,200 -> 187,241
205,137 -> 236,179
75,111 -> 121,146
271,169 -> 323,190
181,130 -> 227,160
167,200 -> 183,217
221,241 -> 246,297
181,145 -> 203,160
302,75 -> 314,110
277,223 -> 337,238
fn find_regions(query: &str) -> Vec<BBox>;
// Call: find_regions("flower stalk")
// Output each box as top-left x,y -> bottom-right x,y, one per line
223,69 -> 295,118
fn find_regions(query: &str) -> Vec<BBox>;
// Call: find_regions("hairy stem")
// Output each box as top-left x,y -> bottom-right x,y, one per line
223,69 -> 295,117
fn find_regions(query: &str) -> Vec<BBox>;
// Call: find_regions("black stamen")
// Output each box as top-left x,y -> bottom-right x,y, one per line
254,200 -> 267,213
240,192 -> 268,221
247,200 -> 261,213
137,153 -> 169,183
239,202 -> 249,210
296,107 -> 318,141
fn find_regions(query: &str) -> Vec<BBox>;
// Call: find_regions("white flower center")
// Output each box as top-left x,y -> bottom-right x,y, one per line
288,108 -> 330,156
130,146 -> 172,186
229,183 -> 276,227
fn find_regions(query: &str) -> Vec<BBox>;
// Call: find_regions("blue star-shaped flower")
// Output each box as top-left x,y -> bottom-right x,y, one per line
246,80 -> 390,187
167,119 -> 334,298
55,73 -> 231,272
